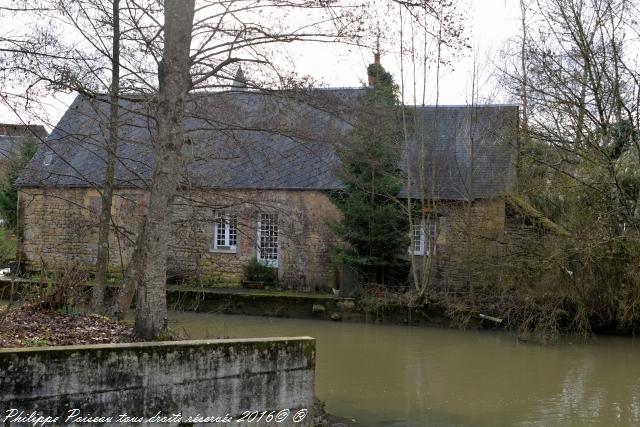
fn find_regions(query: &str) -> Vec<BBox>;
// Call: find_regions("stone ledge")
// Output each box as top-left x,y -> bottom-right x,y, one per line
0,336 -> 315,353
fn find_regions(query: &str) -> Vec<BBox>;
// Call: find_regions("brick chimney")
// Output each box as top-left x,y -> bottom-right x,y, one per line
367,52 -> 381,86
232,65 -> 248,90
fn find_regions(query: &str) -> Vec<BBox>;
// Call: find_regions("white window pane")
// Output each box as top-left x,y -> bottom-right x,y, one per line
229,216 -> 237,247
258,213 -> 278,265
213,212 -> 237,251
216,222 -> 225,247
411,224 -> 424,255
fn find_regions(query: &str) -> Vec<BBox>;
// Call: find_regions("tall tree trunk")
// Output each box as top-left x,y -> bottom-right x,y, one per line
517,0 -> 528,190
113,223 -> 145,320
92,0 -> 120,312
134,0 -> 195,339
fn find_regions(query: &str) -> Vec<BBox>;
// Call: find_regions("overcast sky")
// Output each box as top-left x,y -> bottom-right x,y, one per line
292,0 -> 522,104
0,0 -> 522,127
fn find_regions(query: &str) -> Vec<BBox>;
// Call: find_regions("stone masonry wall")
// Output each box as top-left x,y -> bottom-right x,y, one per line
17,188 -> 341,292
18,187 -> 510,292
412,198 -> 508,289
0,337 -> 316,427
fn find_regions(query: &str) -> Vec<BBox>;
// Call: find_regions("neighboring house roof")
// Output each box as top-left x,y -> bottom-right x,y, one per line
0,124 -> 48,161
16,90 -> 517,201
401,105 -> 518,200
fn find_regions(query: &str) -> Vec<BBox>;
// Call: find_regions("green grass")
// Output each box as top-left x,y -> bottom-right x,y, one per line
19,337 -> 49,347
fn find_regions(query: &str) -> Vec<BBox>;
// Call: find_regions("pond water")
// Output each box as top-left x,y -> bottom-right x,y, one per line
169,311 -> 640,427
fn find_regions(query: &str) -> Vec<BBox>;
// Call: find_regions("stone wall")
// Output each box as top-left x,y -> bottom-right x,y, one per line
17,187 -> 513,292
18,188 -> 105,267
0,337 -> 316,427
411,198 -> 508,289
17,188 -> 341,292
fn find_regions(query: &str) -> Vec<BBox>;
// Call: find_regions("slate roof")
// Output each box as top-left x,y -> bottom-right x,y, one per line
16,90 -> 517,201
0,124 -> 48,161
401,105 -> 518,200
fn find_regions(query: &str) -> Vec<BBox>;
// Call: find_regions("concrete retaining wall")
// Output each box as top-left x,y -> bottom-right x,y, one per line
0,337 -> 316,426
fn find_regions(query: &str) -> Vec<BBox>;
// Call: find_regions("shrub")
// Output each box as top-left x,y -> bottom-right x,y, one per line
31,263 -> 88,313
242,257 -> 277,284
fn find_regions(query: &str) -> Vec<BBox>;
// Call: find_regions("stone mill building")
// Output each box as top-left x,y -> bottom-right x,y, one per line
15,67 -> 518,292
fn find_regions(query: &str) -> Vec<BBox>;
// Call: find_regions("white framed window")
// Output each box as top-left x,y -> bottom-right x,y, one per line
257,213 -> 278,267
411,221 -> 437,256
412,224 -> 425,255
212,212 -> 237,252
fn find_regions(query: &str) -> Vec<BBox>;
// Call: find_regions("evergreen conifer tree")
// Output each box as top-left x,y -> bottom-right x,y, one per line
332,58 -> 408,283
0,138 -> 37,229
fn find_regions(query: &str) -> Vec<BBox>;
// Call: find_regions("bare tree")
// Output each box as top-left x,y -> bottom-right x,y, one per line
92,0 -> 121,312
502,0 -> 640,228
516,0 -> 531,187
112,0 -> 363,337
0,1 -> 146,314
131,0 -> 195,339
395,0 -> 467,302
497,0 -> 640,334
2,0 -> 363,332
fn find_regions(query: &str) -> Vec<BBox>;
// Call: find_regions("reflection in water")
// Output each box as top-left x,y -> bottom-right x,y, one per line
169,311 -> 640,427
